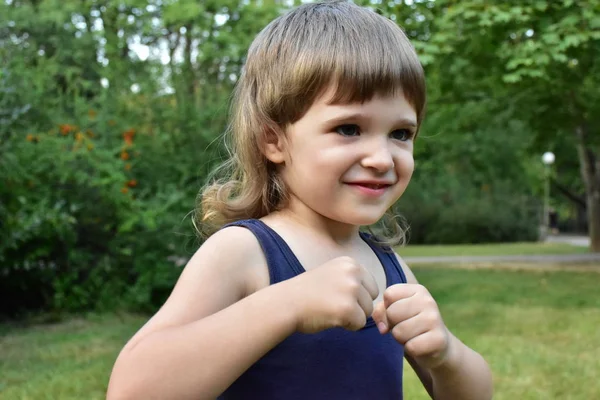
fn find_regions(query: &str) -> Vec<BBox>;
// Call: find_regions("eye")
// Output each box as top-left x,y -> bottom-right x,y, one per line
390,129 -> 414,142
335,124 -> 360,137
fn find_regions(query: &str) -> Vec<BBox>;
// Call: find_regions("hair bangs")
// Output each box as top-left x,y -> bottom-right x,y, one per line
325,32 -> 425,115
261,1 -> 426,127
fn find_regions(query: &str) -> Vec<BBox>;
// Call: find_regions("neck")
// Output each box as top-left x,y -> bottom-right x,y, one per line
268,195 -> 362,246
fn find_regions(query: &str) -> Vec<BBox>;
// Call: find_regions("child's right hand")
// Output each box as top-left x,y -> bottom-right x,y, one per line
282,256 -> 379,334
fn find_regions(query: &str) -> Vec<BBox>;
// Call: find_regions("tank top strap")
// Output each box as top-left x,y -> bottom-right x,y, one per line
360,233 -> 408,286
222,219 -> 305,284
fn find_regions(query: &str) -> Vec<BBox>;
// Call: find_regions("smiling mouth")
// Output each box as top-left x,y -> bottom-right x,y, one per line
347,183 -> 391,189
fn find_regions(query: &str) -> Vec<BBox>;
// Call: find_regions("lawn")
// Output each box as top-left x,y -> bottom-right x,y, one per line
1,266 -> 599,399
397,241 -> 589,257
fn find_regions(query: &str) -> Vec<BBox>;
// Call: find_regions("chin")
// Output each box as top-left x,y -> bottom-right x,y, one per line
332,210 -> 386,227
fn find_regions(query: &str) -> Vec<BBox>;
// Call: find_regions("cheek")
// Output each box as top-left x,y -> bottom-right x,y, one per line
396,152 -> 415,180
299,143 -> 350,173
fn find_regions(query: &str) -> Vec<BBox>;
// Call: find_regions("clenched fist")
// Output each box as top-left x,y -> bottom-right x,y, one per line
372,284 -> 451,369
282,256 -> 379,334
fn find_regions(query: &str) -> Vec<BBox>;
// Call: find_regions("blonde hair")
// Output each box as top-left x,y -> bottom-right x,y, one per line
196,1 -> 426,246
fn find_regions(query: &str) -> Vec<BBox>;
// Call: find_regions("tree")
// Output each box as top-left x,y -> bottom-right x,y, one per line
414,0 -> 600,251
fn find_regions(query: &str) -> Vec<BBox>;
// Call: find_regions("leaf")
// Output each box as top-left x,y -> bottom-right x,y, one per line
118,215 -> 140,233
503,73 -> 522,83
534,1 -> 549,11
542,32 -> 561,45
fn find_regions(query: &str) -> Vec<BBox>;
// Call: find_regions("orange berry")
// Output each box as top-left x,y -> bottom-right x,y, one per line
120,151 -> 130,160
126,179 -> 137,188
121,187 -> 129,194
60,124 -> 74,135
123,128 -> 136,137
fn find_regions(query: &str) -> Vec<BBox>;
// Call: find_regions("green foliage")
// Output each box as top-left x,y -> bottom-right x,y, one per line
1,0 -> 264,316
0,110 -> 198,316
399,178 -> 539,245
411,0 -> 600,249
1,0 -> 597,316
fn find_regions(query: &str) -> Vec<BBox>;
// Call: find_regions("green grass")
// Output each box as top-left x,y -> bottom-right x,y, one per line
1,266 -> 599,399
0,313 -> 147,400
397,241 -> 589,257
404,266 -> 600,400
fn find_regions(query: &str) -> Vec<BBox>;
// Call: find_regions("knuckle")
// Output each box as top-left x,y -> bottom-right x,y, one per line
404,339 -> 420,355
385,307 -> 398,326
348,317 -> 366,332
434,330 -> 449,348
425,333 -> 446,354
346,278 -> 361,293
423,295 -> 436,307
340,256 -> 355,265
414,284 -> 428,297
424,311 -> 439,326
370,287 -> 379,300
337,300 -> 356,317
340,258 -> 359,272
383,287 -> 397,303
432,335 -> 445,351
391,324 -> 406,343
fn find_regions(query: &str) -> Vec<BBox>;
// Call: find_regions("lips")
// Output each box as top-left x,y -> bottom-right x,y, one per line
346,182 -> 393,189
344,181 -> 392,198
361,183 -> 389,189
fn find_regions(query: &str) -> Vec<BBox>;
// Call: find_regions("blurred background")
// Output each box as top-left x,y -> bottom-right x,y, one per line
1,1 -> 599,399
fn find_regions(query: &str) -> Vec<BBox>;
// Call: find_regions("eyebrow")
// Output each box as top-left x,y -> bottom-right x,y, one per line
324,112 -> 417,128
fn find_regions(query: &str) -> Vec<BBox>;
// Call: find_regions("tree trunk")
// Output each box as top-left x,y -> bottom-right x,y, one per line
574,124 -> 600,252
588,191 -> 600,252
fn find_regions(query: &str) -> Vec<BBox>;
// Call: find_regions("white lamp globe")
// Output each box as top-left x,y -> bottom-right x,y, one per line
542,152 -> 555,165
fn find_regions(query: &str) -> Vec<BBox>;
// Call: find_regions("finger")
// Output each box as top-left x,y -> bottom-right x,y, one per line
390,314 -> 429,345
361,267 -> 379,300
385,295 -> 421,327
356,285 -> 374,318
383,283 -> 421,308
371,300 -> 389,334
403,330 -> 449,363
343,302 -> 368,332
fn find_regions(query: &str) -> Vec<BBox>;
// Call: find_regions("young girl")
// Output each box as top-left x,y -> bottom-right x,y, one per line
108,2 -> 493,399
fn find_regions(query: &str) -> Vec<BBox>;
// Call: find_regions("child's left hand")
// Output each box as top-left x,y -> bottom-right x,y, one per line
372,284 -> 451,370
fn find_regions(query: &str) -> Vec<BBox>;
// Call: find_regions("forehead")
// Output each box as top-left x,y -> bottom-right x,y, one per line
307,86 -> 418,124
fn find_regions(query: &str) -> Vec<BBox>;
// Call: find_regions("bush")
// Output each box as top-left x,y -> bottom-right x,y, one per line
0,103 -> 217,318
398,178 -> 540,245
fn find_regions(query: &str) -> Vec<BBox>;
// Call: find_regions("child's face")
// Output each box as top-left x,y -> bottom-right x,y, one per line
269,86 -> 416,227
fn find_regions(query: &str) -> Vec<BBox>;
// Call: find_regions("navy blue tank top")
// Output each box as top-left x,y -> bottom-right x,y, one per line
218,219 -> 407,400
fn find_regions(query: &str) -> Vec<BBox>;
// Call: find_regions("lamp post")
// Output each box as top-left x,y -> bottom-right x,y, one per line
542,151 -> 555,238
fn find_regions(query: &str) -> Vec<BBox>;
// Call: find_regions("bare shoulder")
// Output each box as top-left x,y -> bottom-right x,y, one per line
393,251 -> 419,284
124,226 -> 269,349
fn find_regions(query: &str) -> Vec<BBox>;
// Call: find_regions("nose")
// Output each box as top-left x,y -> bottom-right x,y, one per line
360,137 -> 394,173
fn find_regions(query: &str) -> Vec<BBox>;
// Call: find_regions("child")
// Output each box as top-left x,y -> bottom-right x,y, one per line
107,1 -> 493,399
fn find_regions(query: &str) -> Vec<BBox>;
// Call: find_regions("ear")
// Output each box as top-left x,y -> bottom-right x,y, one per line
262,127 -> 286,165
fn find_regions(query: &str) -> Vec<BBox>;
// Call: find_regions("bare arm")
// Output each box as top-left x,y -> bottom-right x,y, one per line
107,227 -> 296,400
397,254 -> 493,400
